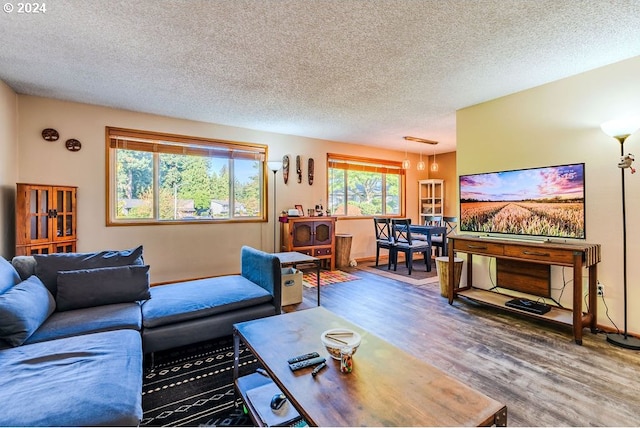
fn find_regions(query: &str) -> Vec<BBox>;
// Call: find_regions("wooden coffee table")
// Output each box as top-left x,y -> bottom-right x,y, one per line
233,307 -> 507,426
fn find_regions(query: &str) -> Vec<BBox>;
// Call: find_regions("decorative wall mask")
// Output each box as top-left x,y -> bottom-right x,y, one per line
41,128 -> 59,141
308,158 -> 314,185
65,139 -> 82,152
283,155 -> 290,184
296,155 -> 302,183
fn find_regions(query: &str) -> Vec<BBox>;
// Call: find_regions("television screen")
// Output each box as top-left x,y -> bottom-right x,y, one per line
459,163 -> 585,239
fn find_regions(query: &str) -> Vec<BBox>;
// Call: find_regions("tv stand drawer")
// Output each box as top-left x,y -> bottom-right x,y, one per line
503,245 -> 574,264
453,240 -> 504,257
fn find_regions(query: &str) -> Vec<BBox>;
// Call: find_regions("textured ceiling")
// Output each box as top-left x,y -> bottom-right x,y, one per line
2,0 -> 640,154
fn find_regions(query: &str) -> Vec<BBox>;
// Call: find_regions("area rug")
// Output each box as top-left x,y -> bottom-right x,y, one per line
141,337 -> 259,427
360,259 -> 441,286
302,269 -> 360,288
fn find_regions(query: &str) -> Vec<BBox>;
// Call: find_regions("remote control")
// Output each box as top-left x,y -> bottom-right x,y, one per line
287,352 -> 320,364
289,356 -> 326,371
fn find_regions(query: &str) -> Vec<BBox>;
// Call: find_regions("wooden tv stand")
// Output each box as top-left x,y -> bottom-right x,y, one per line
447,235 -> 601,345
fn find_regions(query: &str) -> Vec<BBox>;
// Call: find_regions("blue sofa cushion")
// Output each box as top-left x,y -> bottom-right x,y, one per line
11,255 -> 37,281
34,245 -> 144,295
22,302 -> 142,346
142,275 -> 273,328
0,329 -> 142,426
0,256 -> 21,295
0,275 -> 56,347
56,265 -> 151,311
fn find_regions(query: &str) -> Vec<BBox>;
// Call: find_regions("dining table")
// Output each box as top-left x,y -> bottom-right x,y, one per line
394,223 -> 448,256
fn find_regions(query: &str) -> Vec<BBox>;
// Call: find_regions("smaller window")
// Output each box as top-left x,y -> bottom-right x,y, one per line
327,153 -> 405,217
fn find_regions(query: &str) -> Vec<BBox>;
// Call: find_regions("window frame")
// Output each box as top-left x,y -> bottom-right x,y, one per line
326,153 -> 406,219
105,126 -> 268,226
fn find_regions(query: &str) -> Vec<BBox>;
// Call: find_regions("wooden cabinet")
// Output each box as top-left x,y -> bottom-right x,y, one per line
16,183 -> 77,256
418,179 -> 443,220
280,217 -> 336,270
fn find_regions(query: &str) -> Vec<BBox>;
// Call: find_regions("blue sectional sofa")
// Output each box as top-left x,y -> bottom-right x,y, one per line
0,245 -> 282,426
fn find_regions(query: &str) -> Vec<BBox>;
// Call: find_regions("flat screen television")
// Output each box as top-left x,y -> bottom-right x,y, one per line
459,163 -> 585,239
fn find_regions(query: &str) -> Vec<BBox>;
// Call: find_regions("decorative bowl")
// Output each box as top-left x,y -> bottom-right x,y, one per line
320,328 -> 361,360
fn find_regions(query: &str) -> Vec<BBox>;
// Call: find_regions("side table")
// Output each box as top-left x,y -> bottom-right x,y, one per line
273,252 -> 321,306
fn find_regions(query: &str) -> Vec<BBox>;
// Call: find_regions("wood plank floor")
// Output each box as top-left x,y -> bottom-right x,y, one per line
296,268 -> 640,427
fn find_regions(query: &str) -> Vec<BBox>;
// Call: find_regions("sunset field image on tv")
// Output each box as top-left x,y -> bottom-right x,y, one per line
459,163 -> 585,239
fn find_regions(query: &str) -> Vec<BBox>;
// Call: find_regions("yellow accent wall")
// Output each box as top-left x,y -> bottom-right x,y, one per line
456,55 -> 640,335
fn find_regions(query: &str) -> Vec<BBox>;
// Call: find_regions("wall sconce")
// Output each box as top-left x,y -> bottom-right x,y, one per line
600,114 -> 640,350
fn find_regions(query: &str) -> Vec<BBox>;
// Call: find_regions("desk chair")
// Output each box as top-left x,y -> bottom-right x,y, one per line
373,217 -> 393,268
390,218 -> 432,274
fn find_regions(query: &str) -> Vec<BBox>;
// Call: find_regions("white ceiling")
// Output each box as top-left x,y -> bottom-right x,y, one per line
2,0 -> 640,154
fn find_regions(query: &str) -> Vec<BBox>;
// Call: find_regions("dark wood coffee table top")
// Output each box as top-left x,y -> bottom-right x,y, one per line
234,307 -> 507,426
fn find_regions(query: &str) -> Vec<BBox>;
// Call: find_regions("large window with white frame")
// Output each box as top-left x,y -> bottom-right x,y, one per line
106,127 -> 267,225
327,153 -> 405,217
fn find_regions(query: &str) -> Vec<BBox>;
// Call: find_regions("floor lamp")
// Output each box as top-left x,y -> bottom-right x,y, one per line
601,116 -> 640,350
267,160 -> 283,253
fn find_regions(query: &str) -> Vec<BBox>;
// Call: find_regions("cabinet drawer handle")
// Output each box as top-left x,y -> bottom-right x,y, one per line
467,245 -> 487,250
523,251 -> 550,257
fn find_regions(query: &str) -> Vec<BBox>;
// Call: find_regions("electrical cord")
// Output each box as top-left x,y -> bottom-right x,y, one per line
600,294 -> 620,334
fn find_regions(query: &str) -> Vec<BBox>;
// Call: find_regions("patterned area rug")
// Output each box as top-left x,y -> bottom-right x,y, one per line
141,337 -> 259,427
302,269 -> 360,288
361,259 -> 441,286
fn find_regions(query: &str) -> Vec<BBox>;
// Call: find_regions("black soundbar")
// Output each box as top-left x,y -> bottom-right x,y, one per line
505,298 -> 551,315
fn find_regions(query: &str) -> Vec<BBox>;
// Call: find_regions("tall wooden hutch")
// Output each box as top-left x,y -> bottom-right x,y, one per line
15,183 -> 77,256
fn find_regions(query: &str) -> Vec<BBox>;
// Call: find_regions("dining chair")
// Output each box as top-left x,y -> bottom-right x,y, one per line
423,215 -> 446,257
443,216 -> 458,235
390,218 -> 432,274
438,216 -> 458,256
373,217 -> 393,268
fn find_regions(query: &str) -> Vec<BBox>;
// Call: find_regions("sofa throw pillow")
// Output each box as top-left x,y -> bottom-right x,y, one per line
0,275 -> 56,346
56,265 -> 151,312
0,256 -> 21,295
33,245 -> 144,295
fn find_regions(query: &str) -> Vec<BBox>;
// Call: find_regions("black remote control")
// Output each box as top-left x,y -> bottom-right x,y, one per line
287,352 -> 320,364
289,356 -> 325,371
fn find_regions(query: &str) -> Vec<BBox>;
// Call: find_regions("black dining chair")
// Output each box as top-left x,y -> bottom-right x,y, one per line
390,218 -> 432,274
422,215 -> 445,257
373,217 -> 393,268
438,216 -> 458,256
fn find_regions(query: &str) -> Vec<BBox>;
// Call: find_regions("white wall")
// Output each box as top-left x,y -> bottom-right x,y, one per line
457,55 -> 640,335
14,95 -> 428,282
0,82 -> 18,259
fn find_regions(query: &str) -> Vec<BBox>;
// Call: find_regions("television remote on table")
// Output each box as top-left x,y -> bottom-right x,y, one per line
287,352 -> 320,364
289,356 -> 326,371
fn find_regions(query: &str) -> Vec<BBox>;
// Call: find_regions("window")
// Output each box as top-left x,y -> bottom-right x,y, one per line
327,153 -> 405,217
106,127 -> 267,225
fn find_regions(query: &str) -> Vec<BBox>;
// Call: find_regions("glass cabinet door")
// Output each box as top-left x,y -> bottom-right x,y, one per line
53,187 -> 76,241
28,187 -> 51,243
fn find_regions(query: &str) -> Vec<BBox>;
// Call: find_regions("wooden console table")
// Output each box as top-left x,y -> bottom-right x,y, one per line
448,235 -> 601,345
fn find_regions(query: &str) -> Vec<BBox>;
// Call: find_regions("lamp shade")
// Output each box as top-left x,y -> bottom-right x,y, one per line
601,115 -> 640,139
267,160 -> 283,172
